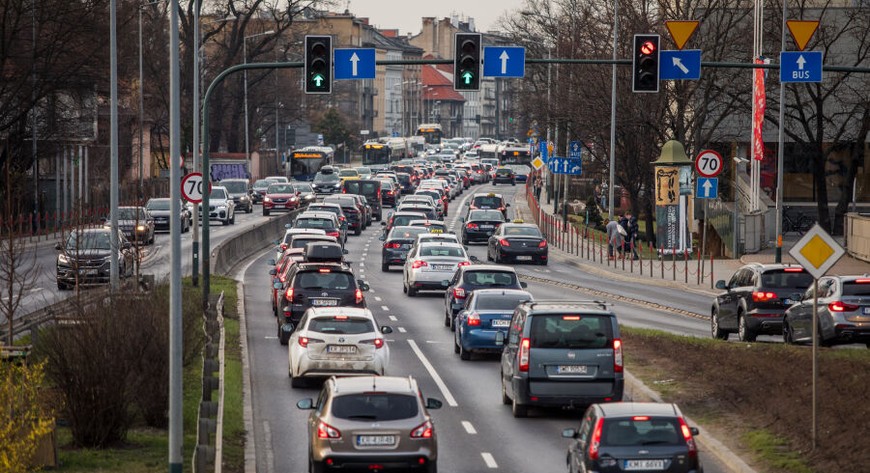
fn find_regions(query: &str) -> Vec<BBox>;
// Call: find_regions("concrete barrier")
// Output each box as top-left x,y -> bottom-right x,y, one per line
211,210 -> 300,276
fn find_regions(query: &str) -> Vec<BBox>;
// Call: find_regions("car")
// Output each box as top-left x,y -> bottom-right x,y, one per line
312,167 -> 343,194
354,166 -> 373,179
285,234 -> 339,260
413,232 -> 459,249
219,178 -> 254,213
287,307 -> 392,387
337,168 -> 361,182
500,300 -> 624,417
380,226 -> 435,271
395,204 -> 438,221
487,223 -> 548,265
379,180 -> 400,208
265,175 -> 290,184
783,275 -> 870,348
105,206 -> 155,245
262,183 -> 300,216
274,262 -> 370,345
468,192 -> 509,217
145,198 -> 191,233
443,264 -> 526,328
56,228 -> 136,289
251,179 -> 271,203
403,242 -> 471,297
492,167 -> 516,186
395,172 -> 415,194
509,164 -> 532,182
562,402 -> 702,473
455,289 -> 534,360
306,203 -> 349,232
460,209 -> 506,244
712,264 -> 815,342
408,192 -> 444,217
407,219 -> 448,234
269,248 -> 307,316
381,211 -> 427,236
292,212 -> 346,245
349,194 -> 373,227
323,195 -> 365,235
292,181 -> 317,207
296,375 -> 442,473
342,179 -> 383,220
275,228 -> 328,261
208,186 -> 236,225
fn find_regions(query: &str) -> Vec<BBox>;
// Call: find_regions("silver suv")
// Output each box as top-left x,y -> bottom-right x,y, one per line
297,376 -> 442,472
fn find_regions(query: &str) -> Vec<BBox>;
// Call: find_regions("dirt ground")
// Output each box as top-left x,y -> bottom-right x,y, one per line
622,329 -> 870,473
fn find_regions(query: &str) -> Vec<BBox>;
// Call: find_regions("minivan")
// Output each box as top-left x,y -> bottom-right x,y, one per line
341,179 -> 383,221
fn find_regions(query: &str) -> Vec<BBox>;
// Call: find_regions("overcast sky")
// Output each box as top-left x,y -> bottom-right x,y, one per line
349,0 -> 526,36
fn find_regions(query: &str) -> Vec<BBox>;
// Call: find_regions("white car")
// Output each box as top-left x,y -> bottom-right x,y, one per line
208,186 -> 236,225
403,242 -> 471,297
412,233 -> 460,252
288,307 -> 393,388
275,228 -> 326,261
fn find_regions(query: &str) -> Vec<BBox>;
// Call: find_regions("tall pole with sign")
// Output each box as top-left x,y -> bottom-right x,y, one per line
695,149 -> 723,261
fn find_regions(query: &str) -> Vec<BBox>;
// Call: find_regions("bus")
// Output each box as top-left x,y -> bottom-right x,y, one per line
416,123 -> 443,145
290,146 -> 334,181
362,139 -> 409,169
498,143 -> 532,166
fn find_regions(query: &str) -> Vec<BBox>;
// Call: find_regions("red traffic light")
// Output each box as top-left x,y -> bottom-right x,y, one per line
640,41 -> 656,55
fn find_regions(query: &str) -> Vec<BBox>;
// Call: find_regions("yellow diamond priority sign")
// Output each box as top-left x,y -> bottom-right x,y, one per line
531,156 -> 544,170
787,224 -> 845,279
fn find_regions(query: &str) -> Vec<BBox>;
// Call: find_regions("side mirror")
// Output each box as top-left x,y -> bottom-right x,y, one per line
495,331 -> 506,346
269,269 -> 277,276
296,398 -> 314,410
520,282 -> 528,289
381,221 -> 387,226
791,292 -> 803,302
273,282 -> 283,289
425,398 -> 443,410
505,203 -> 511,207
55,242 -> 63,251
285,223 -> 293,229
358,281 -> 370,292
561,428 -> 578,439
343,249 -> 349,254
381,326 -> 393,334
715,280 -> 728,290
378,235 -> 386,241
469,255 -> 480,263
690,427 -> 700,436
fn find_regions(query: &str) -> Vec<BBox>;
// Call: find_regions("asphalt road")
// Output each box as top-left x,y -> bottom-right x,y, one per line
242,182 -> 731,473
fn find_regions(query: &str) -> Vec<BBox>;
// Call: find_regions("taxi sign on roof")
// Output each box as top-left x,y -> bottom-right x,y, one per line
787,224 -> 845,279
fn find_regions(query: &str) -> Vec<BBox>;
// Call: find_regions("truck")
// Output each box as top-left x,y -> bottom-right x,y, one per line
209,157 -> 249,182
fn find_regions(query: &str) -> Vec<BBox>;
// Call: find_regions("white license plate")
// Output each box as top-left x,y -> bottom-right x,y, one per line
327,345 -> 358,354
491,319 -> 510,327
433,264 -> 453,270
80,269 -> 99,276
864,307 -> 870,315
557,365 -> 588,374
625,459 -> 666,470
311,299 -> 338,307
356,435 -> 396,446
517,256 -> 533,261
479,225 -> 493,229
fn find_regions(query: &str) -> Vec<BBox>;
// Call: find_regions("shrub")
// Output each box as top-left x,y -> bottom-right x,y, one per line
0,360 -> 55,471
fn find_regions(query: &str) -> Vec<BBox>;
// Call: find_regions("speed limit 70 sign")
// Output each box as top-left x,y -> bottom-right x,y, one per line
695,149 -> 723,178
181,172 -> 210,204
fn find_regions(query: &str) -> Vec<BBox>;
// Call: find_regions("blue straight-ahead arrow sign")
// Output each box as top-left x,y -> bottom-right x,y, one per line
483,47 -> 525,78
696,177 -> 718,199
334,48 -> 375,80
780,51 -> 822,83
660,50 -> 702,80
568,141 -> 582,160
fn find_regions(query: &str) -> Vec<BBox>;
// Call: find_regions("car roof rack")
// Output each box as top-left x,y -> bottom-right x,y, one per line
522,300 -> 612,311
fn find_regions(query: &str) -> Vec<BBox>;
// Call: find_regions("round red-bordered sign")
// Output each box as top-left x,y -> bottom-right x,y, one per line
695,149 -> 724,178
181,172 -> 211,204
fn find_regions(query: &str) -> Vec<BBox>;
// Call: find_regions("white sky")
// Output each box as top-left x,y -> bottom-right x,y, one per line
348,0 -> 526,36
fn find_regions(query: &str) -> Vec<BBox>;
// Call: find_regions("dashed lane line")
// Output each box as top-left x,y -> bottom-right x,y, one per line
461,421 -> 477,435
397,327 -> 407,333
381,305 -> 390,311
481,453 -> 498,469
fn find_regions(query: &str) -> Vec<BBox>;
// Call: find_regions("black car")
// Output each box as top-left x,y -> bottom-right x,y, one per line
492,167 -> 516,185
145,198 -> 191,233
396,172 -> 415,194
562,402 -> 702,473
323,195 -> 365,235
341,179 -> 383,220
461,209 -> 506,244
274,262 -> 369,344
380,226 -> 434,271
56,228 -> 136,289
311,167 -> 342,194
379,180 -> 399,208
443,264 -> 526,329
487,223 -> 548,265
712,263 -> 814,342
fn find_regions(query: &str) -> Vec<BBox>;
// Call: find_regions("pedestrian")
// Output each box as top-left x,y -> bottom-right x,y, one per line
620,211 -> 640,260
534,173 -> 543,201
605,216 -> 624,260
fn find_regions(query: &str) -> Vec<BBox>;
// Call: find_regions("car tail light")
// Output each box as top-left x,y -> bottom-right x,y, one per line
362,338 -> 385,349
588,418 -> 605,460
453,288 -> 466,299
410,420 -> 433,439
829,301 -> 859,312
355,288 -> 364,304
284,287 -> 294,302
856,278 -> 870,283
613,338 -> 623,373
518,337 -> 530,372
411,260 -> 428,269
752,291 -> 777,302
467,312 -> 481,326
298,336 -> 322,348
678,417 -> 698,458
466,223 -> 479,230
327,231 -> 340,238
280,243 -> 288,251
499,239 -> 511,247
457,261 -> 471,267
469,205 -> 478,210
538,240 -> 548,248
317,421 -> 341,439
784,267 -> 804,272
385,242 -> 400,249
632,416 -> 650,421
387,190 -> 394,195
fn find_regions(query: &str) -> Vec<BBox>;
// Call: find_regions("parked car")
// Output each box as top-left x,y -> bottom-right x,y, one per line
403,242 -> 470,297
783,275 -> 870,348
380,226 -> 434,271
287,307 -> 392,387
486,223 -> 548,265
219,178 -> 254,213
455,289 -> 534,360
296,376 -> 442,473
56,228 -> 136,289
444,264 -> 526,329
712,263 -> 814,342
208,186 -> 236,225
145,198 -> 191,233
500,300 -> 624,417
263,183 -> 300,216
461,209 -> 506,244
562,402 -> 702,473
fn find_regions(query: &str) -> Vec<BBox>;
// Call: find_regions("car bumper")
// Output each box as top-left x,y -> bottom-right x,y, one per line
496,247 -> 548,262
746,312 -> 784,334
464,229 -> 496,242
296,357 -> 385,378
263,202 -> 297,211
830,323 -> 870,344
408,270 -> 455,287
512,376 -> 625,407
209,210 -> 229,220
382,249 -> 409,266
493,178 -> 515,184
57,264 -> 111,285
459,327 -> 509,352
310,451 -> 437,469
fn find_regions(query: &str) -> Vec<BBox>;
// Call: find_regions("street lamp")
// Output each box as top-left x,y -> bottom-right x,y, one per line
244,30 -> 275,176
138,0 -> 163,197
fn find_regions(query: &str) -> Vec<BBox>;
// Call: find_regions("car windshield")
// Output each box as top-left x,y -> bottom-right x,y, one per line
307,316 -> 374,335
463,271 -> 518,286
338,169 -> 358,177
331,394 -> 419,421
530,315 -> 612,349
117,208 -> 146,220
419,246 -> 464,257
600,418 -> 683,447
388,227 -> 430,240
295,218 -> 334,229
294,183 -> 313,192
221,181 -> 247,193
470,210 -> 505,221
67,232 -> 113,250
842,282 -> 870,296
210,188 -> 228,200
314,173 -> 340,183
296,271 -> 353,290
473,197 -> 502,207
476,294 -> 530,311
504,226 -> 542,237
253,179 -> 270,189
147,200 -> 170,211
496,169 -> 513,175
268,184 -> 294,194
761,270 -> 814,289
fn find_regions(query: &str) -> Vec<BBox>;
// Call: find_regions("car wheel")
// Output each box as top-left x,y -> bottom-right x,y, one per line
425,460 -> 437,473
263,209 -> 270,216
486,249 -> 493,262
354,228 -> 362,236
278,324 -> 289,345
512,395 -> 528,418
290,375 -> 306,389
783,321 -> 794,345
407,285 -> 417,297
711,310 -> 728,340
381,262 -> 389,272
512,182 -> 516,186
462,237 -> 468,245
459,342 -> 471,361
501,376 -> 511,405
449,314 -> 456,332
247,205 -> 253,214
57,281 -> 70,291
737,313 -> 756,342
492,182 -> 497,186
230,213 -> 236,224
444,309 -> 452,327
538,258 -> 548,266
222,217 -> 229,226
454,337 -> 460,354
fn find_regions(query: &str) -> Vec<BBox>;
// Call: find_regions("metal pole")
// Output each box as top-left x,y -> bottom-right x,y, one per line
32,0 -> 38,230
775,0 -> 787,263
191,0 -> 201,286
811,277 -> 818,450
109,0 -> 119,289
138,5 -> 144,196
563,129 -> 570,225
546,48 -> 552,205
244,40 -> 250,174
168,0 -> 183,469
608,0 -> 619,220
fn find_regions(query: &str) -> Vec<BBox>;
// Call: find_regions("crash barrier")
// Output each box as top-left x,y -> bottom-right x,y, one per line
193,291 -> 224,473
211,209 -> 300,276
1,203 -> 158,244
525,186 -> 716,289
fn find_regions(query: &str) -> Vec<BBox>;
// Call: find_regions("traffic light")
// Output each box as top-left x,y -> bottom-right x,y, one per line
304,35 -> 332,94
454,33 -> 481,91
632,34 -> 660,93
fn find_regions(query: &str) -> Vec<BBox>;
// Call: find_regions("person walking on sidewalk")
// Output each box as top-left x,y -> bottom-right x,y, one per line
620,211 -> 640,260
533,173 -> 543,201
606,216 -> 624,260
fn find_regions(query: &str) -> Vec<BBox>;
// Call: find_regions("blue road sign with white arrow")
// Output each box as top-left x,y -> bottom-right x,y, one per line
568,141 -> 582,160
550,157 -> 582,175
334,48 -> 375,80
780,51 -> 822,83
696,177 -> 718,199
483,47 -> 525,78
539,140 -> 549,162
660,50 -> 702,80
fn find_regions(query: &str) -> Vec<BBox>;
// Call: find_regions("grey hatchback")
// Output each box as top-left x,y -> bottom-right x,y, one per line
783,275 -> 870,348
499,300 -> 624,417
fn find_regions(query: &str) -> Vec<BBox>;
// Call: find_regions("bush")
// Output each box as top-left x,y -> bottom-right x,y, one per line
0,360 -> 55,470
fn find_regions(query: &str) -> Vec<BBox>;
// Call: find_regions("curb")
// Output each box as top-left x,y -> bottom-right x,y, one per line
234,276 -> 258,473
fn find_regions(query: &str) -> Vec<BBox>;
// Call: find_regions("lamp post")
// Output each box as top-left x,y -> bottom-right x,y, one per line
138,0 -> 163,198
244,30 -> 275,175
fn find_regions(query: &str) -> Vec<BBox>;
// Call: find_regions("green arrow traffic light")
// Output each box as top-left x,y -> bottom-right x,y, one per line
305,35 -> 332,94
312,74 -> 324,87
454,33 -> 481,91
461,71 -> 474,85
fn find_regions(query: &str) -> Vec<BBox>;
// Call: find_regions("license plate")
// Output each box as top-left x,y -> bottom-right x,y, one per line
327,345 -> 358,354
517,256 -> 533,261
433,264 -> 453,270
80,269 -> 99,276
625,459 -> 666,470
864,307 -> 870,315
783,298 -> 793,305
491,319 -> 510,327
479,225 -> 493,229
311,299 -> 338,307
557,365 -> 588,374
356,435 -> 396,446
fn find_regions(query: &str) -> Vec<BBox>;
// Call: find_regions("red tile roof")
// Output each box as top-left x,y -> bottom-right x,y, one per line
421,65 -> 465,102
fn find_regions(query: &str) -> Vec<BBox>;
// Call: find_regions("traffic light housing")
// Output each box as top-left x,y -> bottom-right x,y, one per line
304,35 -> 332,94
632,34 -> 660,93
454,33 -> 481,91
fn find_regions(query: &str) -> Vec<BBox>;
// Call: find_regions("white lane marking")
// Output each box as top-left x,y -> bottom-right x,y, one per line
398,327 -> 407,333
407,339 -> 458,407
481,452 -> 498,469
381,305 -> 390,311
374,296 -> 383,301
388,315 -> 398,321
462,421 -> 477,434
264,336 -> 278,340
425,340 -> 445,344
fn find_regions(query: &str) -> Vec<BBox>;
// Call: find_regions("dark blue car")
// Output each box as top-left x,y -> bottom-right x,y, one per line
454,289 -> 534,360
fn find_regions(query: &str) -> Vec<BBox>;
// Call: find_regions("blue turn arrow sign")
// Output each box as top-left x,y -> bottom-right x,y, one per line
660,50 -> 702,80
334,48 -> 375,80
483,47 -> 525,78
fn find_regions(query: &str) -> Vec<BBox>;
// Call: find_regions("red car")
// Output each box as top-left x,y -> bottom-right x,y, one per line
270,248 -> 305,316
262,183 -> 300,216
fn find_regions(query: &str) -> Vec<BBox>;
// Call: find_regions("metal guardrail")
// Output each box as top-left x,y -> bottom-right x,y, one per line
0,287 -> 114,342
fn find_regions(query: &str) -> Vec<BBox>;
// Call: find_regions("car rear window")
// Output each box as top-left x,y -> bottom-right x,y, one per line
308,316 -> 374,335
600,418 -> 683,447
496,168 -> 512,175
504,226 -> 542,237
290,237 -> 331,249
530,315 -> 612,349
420,247 -> 464,257
842,282 -> 870,296
463,271 -> 518,286
476,294 -> 529,311
344,181 -> 380,195
470,210 -> 505,221
331,394 -> 419,421
761,270 -> 814,289
474,196 -> 502,207
296,271 -> 353,290
295,218 -> 334,229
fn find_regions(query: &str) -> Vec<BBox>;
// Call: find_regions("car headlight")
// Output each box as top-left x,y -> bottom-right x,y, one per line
304,194 -> 314,201
58,254 -> 70,264
136,225 -> 146,231
241,195 -> 250,202
264,197 -> 272,203
217,205 -> 227,210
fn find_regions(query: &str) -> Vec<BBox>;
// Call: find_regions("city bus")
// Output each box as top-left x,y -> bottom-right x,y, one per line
362,139 -> 409,168
416,123 -> 443,145
290,146 -> 334,181
498,143 -> 532,166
